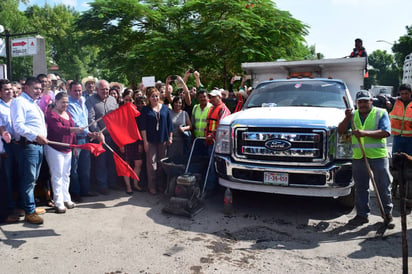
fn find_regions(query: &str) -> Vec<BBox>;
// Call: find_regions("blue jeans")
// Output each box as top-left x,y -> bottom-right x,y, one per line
69,138 -> 91,195
352,158 -> 393,218
392,135 -> 412,155
3,143 -> 19,209
95,137 -> 118,189
18,144 -> 43,214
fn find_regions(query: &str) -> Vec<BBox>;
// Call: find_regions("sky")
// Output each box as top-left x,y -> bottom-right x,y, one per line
20,0 -> 412,58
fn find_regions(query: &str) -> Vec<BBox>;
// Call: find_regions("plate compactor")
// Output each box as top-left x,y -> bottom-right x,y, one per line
161,138 -> 213,218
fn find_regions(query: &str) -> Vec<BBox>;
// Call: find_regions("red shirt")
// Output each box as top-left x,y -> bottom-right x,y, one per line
46,110 -> 76,153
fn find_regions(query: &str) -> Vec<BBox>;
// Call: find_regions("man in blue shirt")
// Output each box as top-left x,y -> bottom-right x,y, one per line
67,81 -> 98,202
0,79 -> 19,223
11,77 -> 48,225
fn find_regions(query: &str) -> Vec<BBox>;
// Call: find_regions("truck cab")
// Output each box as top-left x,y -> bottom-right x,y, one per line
214,58 -> 367,208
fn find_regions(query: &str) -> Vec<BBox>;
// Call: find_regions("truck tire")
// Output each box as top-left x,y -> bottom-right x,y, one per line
337,186 -> 355,209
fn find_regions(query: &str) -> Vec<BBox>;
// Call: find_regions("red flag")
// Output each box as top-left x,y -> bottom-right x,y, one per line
70,142 -> 106,157
234,95 -> 244,113
112,151 -> 139,181
102,103 -> 142,147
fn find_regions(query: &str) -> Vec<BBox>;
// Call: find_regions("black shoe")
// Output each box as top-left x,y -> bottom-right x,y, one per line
348,215 -> 369,227
384,214 -> 393,225
126,191 -> 133,195
3,215 -> 20,224
132,186 -> 145,192
109,184 -> 122,191
71,195 -> 83,203
98,188 -> 110,195
81,191 -> 98,197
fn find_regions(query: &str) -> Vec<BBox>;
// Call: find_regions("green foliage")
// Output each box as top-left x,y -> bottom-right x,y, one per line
77,0 -> 310,88
24,4 -> 96,80
393,25 -> 412,69
0,0 -> 33,79
368,50 -> 400,90
0,1 -> 97,81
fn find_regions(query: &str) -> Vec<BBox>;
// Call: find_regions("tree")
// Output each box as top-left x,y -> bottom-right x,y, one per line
368,50 -> 400,91
25,4 -> 97,80
0,1 -> 96,80
392,25 -> 412,69
0,0 -> 34,80
77,0 -> 310,88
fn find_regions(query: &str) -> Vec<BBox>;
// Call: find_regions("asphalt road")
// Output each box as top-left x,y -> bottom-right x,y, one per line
0,185 -> 410,274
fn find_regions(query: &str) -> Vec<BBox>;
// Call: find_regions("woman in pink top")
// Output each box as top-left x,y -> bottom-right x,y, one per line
44,92 -> 84,213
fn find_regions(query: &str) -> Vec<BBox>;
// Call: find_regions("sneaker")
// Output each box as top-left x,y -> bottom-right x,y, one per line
35,208 -> 46,215
348,215 -> 369,227
55,207 -> 66,214
25,213 -> 44,224
64,202 -> 75,209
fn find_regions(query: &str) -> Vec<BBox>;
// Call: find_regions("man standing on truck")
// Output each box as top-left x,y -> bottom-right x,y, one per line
338,90 -> 393,226
350,38 -> 367,58
349,38 -> 368,73
203,89 -> 231,198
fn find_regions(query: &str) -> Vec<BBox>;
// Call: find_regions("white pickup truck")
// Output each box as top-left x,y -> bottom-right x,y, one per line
214,58 -> 367,208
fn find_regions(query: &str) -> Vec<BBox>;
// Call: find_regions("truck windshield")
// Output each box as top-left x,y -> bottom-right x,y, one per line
244,80 -> 348,109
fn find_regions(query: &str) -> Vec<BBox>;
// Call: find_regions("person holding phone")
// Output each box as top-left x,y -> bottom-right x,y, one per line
168,96 -> 192,161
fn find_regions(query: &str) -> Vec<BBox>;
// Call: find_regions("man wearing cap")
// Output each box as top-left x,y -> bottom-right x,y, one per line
82,76 -> 97,100
338,90 -> 393,226
203,89 -> 231,198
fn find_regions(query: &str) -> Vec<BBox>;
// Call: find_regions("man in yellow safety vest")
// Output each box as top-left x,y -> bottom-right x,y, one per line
338,90 -> 393,227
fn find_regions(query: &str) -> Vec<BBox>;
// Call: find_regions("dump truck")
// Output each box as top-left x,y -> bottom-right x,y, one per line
214,57 -> 367,208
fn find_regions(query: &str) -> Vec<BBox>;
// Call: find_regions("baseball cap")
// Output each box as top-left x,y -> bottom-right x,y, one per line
355,90 -> 372,101
209,89 -> 222,97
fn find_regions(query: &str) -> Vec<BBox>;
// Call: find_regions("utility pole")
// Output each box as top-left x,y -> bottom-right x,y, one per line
5,30 -> 11,80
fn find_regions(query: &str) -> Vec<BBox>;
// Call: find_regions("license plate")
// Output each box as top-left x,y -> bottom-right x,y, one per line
264,172 -> 288,186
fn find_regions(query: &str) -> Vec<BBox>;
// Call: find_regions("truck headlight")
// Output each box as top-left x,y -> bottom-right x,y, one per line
215,125 -> 231,154
336,132 -> 352,159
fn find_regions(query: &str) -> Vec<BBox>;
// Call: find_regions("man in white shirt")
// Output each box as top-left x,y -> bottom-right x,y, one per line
11,76 -> 48,225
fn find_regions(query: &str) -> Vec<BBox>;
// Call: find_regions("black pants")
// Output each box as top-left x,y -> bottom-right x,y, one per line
0,155 -> 9,222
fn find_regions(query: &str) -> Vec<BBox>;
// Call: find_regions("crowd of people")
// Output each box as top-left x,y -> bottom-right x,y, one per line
0,70 -> 250,225
3,48 -> 409,229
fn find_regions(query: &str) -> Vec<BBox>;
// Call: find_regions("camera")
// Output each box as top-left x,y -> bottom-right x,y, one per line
171,75 -> 177,80
234,76 -> 241,81
189,68 -> 195,73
